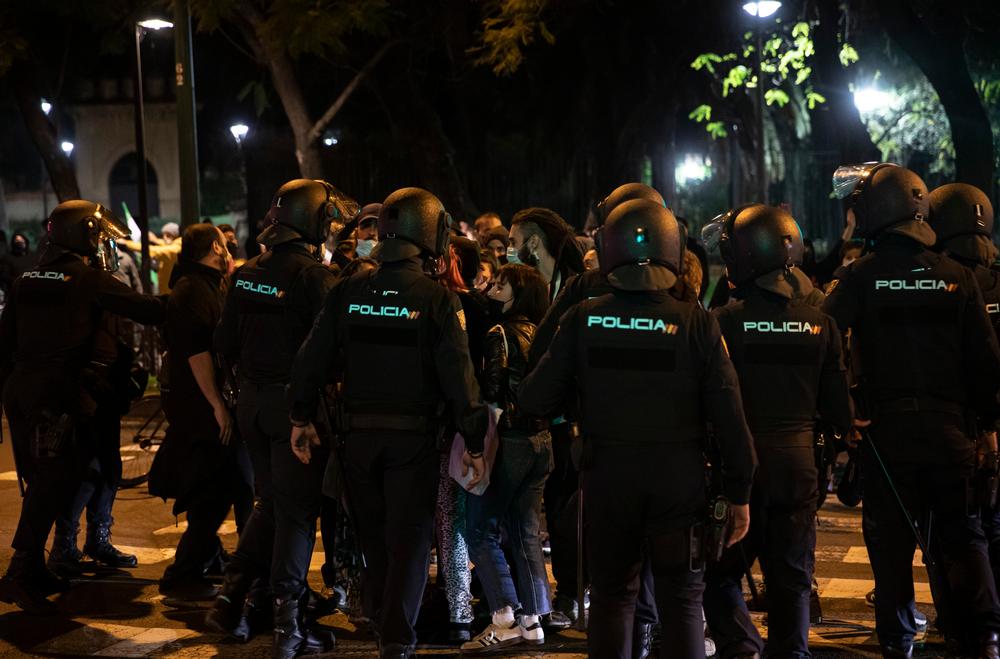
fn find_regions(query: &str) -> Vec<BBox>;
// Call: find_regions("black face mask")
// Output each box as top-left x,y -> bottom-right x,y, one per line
226,241 -> 238,260
517,243 -> 538,268
11,242 -> 27,257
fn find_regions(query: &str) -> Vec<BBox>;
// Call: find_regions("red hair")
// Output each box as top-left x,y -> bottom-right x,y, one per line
438,244 -> 468,293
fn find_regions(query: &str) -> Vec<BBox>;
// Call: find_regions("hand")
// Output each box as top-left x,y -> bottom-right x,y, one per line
213,404 -> 233,445
727,503 -> 750,547
462,452 -> 487,490
846,418 -> 871,448
842,208 -> 857,241
290,423 -> 321,464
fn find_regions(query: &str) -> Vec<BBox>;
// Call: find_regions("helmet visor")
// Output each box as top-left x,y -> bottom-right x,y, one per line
94,238 -> 121,273
327,185 -> 360,222
701,213 -> 728,251
832,163 -> 882,200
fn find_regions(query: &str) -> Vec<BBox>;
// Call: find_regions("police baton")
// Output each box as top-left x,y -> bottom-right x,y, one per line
316,390 -> 366,570
863,429 -> 934,568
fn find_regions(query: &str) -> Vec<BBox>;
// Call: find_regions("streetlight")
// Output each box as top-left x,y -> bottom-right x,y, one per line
133,16 -> 173,294
40,99 -> 52,116
229,124 -> 251,251
743,0 -> 781,203
853,88 -> 893,114
60,141 -> 74,156
229,123 -> 249,144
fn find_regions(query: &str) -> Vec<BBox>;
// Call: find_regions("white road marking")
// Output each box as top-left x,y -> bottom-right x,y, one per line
93,627 -> 195,656
843,545 -> 926,568
818,576 -> 933,604
152,520 -> 238,536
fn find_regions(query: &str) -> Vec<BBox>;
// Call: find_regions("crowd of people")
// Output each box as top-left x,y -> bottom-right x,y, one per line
0,164 -> 999,659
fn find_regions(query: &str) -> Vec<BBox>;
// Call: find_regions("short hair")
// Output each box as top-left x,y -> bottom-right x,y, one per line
181,224 -> 223,262
497,263 -> 549,325
217,223 -> 235,234
479,248 -> 500,274
475,212 -> 502,229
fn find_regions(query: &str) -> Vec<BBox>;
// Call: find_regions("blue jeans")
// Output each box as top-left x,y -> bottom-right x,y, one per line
466,431 -> 553,616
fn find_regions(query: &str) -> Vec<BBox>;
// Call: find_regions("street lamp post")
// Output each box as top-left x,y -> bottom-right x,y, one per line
229,123 -> 250,252
133,18 -> 173,294
742,1 -> 781,203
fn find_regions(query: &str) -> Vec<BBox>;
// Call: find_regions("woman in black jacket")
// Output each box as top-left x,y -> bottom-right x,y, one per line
462,264 -> 554,653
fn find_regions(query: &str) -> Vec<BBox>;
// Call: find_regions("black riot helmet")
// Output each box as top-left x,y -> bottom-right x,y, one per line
47,200 -> 128,262
600,199 -> 682,276
831,163 -> 930,239
257,179 -> 358,247
702,204 -> 803,286
596,183 -> 665,226
372,187 -> 451,262
928,183 -> 995,244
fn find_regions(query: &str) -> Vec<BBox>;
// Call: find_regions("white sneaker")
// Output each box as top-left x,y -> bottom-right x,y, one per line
519,614 -> 545,645
460,621 -> 523,653
704,636 -> 717,657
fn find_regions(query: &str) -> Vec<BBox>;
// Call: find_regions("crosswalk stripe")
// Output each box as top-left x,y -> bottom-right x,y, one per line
817,576 -> 933,604
0,470 -> 18,481
152,520 -> 238,537
843,545 -> 926,568
92,627 -> 196,657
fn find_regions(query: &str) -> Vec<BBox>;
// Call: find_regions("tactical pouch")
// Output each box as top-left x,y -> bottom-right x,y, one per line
704,496 -> 732,563
31,411 -> 75,459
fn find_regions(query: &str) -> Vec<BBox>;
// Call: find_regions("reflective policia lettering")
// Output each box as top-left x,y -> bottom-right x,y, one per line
22,271 -> 70,282
874,279 -> 958,292
743,320 -> 822,335
349,303 -> 421,320
235,278 -> 285,298
586,315 -> 679,334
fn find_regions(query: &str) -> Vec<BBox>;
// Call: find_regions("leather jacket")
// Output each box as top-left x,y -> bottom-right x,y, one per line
481,315 -> 544,433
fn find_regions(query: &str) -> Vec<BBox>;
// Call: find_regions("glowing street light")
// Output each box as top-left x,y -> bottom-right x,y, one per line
853,88 -> 893,114
60,141 -> 74,156
229,123 -> 249,144
323,136 -> 339,147
138,18 -> 173,30
742,1 -> 782,17
40,99 -> 52,116
676,155 -> 712,187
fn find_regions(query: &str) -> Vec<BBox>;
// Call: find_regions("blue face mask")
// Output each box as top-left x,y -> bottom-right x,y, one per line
506,246 -> 521,265
355,239 -> 376,259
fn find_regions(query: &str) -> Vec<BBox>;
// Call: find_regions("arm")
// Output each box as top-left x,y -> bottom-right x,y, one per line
189,351 -> 232,443
820,265 -> 860,334
528,273 -> 582,369
214,284 -> 240,362
519,307 -> 579,419
433,291 -> 488,453
94,271 -> 166,325
696,311 -> 756,505
817,315 -> 854,435
480,325 -> 507,405
288,278 -> 346,425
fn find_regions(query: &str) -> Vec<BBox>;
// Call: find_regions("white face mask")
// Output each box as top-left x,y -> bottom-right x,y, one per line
355,239 -> 377,259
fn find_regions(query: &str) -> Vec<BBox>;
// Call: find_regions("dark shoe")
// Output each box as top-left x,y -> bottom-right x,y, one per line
305,587 -> 339,621
204,562 -> 255,635
881,643 -> 913,658
914,608 -> 927,632
633,622 -> 653,659
449,622 -> 471,644
84,520 -> 138,568
0,553 -> 56,614
33,563 -> 71,597
160,576 -> 219,602
809,581 -> 823,624
542,610 -> 572,631
982,631 -> 1000,659
380,643 -> 414,659
273,596 -> 336,659
552,594 -> 578,623
49,524 -> 87,577
232,595 -> 273,643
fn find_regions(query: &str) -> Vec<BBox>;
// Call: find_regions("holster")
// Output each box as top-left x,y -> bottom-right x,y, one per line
703,496 -> 732,564
31,409 -> 75,459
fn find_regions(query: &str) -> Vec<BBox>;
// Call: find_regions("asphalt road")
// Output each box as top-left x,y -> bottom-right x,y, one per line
0,406 -> 955,658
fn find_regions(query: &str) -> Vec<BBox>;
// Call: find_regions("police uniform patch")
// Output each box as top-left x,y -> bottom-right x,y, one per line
456,309 -> 467,331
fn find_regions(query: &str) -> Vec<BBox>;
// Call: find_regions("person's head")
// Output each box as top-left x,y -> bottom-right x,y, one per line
840,239 -> 864,267
161,222 -> 180,243
583,248 -> 599,271
181,224 -> 230,272
596,183 -> 665,227
509,207 -> 582,273
487,263 -> 549,324
706,204 -> 804,288
46,200 -> 128,265
474,212 -> 503,246
216,223 -> 239,259
374,187 -> 450,269
258,178 -> 358,248
355,203 -> 381,242
11,232 -> 28,256
835,162 -> 932,245
476,248 -> 500,291
484,226 -> 509,261
928,183 -> 996,265
437,243 -> 469,293
601,200 -> 682,291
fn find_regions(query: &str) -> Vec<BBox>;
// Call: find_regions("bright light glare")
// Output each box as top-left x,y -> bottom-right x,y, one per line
138,19 -> 173,30
60,141 -> 74,155
676,155 -> 712,187
40,100 -> 52,115
229,123 -> 249,142
742,1 -> 782,17
853,88 -> 892,113
323,137 -> 339,147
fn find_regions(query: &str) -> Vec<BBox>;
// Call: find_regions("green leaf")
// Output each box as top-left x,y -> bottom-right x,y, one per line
795,66 -> 812,85
691,52 -> 723,73
839,43 -> 859,67
722,65 -> 749,97
764,88 -> 790,107
792,22 -> 809,38
706,121 -> 728,139
806,91 -> 826,109
688,104 -> 712,123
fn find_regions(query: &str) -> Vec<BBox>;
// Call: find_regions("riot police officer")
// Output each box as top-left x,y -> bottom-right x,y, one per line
287,187 -> 488,659
519,199 -> 757,658
823,163 -> 1000,658
701,204 -> 853,658
207,180 -> 352,657
0,200 -> 165,613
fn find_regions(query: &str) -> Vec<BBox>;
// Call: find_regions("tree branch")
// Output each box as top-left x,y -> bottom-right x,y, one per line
306,40 -> 396,146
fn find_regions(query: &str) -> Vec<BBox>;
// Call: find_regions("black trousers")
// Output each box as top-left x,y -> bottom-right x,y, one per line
704,443 -> 816,659
344,431 -> 439,650
585,443 -> 706,659
227,383 -> 327,599
863,411 -> 1000,650
544,422 -> 584,601
162,462 -> 236,584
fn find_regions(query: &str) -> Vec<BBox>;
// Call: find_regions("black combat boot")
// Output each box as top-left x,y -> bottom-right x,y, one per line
0,551 -> 56,614
981,631 -> 1000,659
48,522 -> 86,577
231,580 -> 273,643
633,622 -> 653,659
205,563 -> 255,637
273,595 -> 336,659
84,520 -> 137,568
